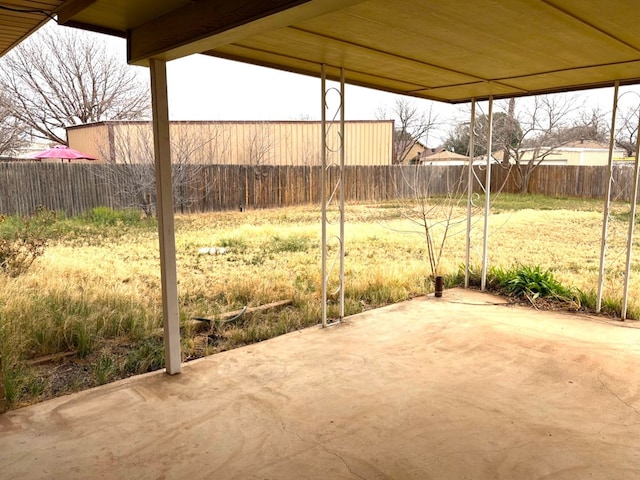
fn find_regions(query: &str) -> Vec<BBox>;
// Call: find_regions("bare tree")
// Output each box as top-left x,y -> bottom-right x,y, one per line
501,98 -> 517,166
378,98 -> 437,164
100,123 -> 155,216
616,104 -> 639,157
0,23 -> 149,145
242,123 -> 275,165
98,122 -> 229,216
0,90 -> 27,157
171,123 -> 230,212
300,138 -> 321,166
505,95 -> 604,193
557,107 -> 610,145
445,94 -> 606,193
387,165 -> 477,284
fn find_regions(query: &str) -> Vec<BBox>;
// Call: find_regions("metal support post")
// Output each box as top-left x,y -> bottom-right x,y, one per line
339,68 -> 345,319
597,81 -> 619,312
321,65 -> 327,326
465,99 -> 476,288
481,97 -> 493,291
621,108 -> 640,319
150,59 -> 181,374
320,65 -> 345,327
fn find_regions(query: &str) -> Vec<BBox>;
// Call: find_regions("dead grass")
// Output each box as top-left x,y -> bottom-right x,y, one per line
2,199 -> 639,408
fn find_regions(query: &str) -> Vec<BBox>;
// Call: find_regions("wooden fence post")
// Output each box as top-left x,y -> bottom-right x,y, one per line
0,355 -> 7,413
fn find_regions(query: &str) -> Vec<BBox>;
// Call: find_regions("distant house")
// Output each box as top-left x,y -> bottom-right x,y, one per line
400,145 -> 459,165
512,140 -> 626,166
4,140 -> 54,161
420,150 -> 470,165
67,120 -> 394,166
401,140 -> 427,164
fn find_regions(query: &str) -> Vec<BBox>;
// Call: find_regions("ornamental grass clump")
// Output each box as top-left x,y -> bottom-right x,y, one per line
490,264 -> 575,303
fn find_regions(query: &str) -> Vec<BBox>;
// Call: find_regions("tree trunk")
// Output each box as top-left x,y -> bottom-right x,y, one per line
519,162 -> 536,194
503,98 -> 516,166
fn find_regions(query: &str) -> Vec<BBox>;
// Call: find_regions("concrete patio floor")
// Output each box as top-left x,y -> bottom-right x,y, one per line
1,288 -> 639,479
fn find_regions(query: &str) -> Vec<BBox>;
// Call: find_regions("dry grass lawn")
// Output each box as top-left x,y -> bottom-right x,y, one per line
1,196 -> 639,407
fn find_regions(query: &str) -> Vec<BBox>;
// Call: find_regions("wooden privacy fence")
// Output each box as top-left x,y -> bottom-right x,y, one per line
0,163 -> 468,216
0,162 -> 636,217
492,164 -> 635,200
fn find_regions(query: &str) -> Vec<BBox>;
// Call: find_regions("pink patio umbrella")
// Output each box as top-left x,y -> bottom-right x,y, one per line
33,145 -> 97,163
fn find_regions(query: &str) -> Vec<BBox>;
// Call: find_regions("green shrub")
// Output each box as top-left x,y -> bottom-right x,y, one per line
92,356 -> 118,385
123,339 -> 165,375
490,264 -> 573,301
0,207 -> 55,277
575,288 -> 640,319
85,207 -> 142,226
219,236 -> 248,253
452,264 -> 483,288
0,360 -> 45,407
268,235 -> 310,253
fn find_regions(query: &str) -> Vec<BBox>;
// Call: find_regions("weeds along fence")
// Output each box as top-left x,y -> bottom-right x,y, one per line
0,162 -> 635,217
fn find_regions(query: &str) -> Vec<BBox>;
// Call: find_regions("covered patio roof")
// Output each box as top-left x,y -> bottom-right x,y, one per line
2,1 -> 640,103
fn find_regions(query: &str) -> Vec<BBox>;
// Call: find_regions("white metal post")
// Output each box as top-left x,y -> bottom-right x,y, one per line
597,81 -> 619,312
320,65 -> 345,327
339,67 -> 345,320
621,109 -> 640,320
481,97 -> 493,291
150,59 -> 181,374
321,64 -> 328,327
465,99 -> 476,288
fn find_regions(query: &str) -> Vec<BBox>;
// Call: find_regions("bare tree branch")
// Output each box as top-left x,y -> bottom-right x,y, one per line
616,104 -> 640,157
445,94 -> 609,193
242,123 -> 275,165
0,24 -> 150,145
0,90 -> 28,157
96,122 -> 229,216
378,98 -> 437,164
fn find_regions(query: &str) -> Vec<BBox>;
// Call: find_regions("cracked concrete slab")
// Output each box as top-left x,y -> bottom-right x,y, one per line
1,288 -> 639,479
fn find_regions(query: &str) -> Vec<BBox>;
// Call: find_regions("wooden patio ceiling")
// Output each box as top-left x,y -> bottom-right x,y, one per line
1,0 -> 640,103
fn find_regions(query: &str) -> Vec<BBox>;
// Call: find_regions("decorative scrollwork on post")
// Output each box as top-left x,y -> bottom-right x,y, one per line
321,65 -> 345,327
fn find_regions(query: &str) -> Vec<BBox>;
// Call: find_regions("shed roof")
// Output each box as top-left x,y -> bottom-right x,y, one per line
1,1 -> 639,104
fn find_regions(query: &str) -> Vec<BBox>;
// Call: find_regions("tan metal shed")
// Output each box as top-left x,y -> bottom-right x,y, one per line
67,120 -> 393,166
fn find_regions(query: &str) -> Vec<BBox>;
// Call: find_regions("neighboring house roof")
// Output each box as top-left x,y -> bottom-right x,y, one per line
421,146 -> 448,157
422,150 -> 469,162
562,140 -> 610,150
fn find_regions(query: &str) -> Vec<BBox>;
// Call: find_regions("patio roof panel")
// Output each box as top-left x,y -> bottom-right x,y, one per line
3,0 -> 640,103
292,0 -> 640,79
0,0 -> 64,57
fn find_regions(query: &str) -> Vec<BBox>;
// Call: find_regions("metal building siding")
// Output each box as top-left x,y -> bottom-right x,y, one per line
68,121 -> 393,165
66,124 -> 110,161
